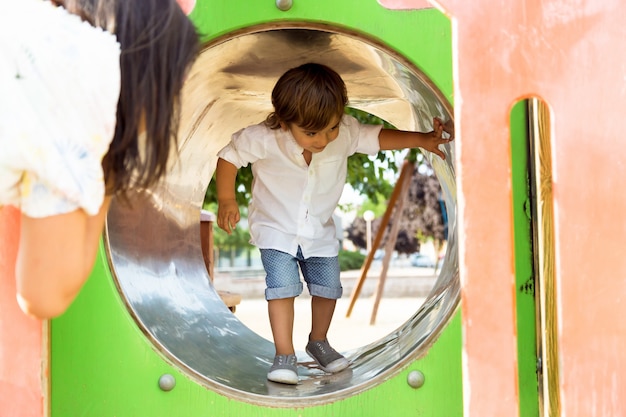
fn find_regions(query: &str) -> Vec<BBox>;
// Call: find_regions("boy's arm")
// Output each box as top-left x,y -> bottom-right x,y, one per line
378,117 -> 454,160
215,158 -> 240,234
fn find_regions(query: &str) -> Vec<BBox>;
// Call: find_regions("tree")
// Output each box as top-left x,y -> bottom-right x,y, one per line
346,164 -> 447,255
203,203 -> 254,267
212,224 -> 253,267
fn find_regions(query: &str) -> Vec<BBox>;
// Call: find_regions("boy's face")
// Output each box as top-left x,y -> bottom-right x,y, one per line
284,116 -> 341,154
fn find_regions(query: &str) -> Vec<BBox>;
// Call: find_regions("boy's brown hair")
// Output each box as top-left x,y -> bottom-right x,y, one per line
265,63 -> 348,131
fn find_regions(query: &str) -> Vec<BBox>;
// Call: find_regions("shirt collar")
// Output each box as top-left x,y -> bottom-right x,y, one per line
280,127 -> 303,155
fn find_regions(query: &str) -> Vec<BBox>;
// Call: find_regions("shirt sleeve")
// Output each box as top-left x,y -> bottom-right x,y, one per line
342,115 -> 383,156
217,124 -> 269,169
0,0 -> 121,218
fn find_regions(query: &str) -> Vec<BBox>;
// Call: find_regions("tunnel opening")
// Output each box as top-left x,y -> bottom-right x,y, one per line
104,25 -> 458,406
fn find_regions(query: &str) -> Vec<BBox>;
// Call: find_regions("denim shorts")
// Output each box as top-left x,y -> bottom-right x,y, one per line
260,247 -> 342,301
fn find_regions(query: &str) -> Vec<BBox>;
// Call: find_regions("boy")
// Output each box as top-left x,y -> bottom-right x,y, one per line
216,63 -> 453,384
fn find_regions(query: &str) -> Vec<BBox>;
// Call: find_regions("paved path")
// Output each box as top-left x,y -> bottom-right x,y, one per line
234,296 -> 426,352
216,262 -> 439,351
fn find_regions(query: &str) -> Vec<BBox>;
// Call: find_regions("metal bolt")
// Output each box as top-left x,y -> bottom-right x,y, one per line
407,370 -> 425,389
275,0 -> 292,11
159,373 -> 176,391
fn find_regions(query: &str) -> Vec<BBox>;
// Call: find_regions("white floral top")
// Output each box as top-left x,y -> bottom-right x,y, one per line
0,0 -> 121,217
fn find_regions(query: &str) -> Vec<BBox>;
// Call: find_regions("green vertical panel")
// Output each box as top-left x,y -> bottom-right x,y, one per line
51,1 -> 460,416
510,101 -> 539,417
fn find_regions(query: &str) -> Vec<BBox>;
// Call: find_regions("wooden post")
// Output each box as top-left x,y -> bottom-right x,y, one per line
200,209 -> 241,312
345,160 -> 414,317
370,164 -> 412,325
200,210 -> 216,281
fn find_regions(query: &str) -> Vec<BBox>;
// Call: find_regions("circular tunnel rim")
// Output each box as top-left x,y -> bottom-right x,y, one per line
202,21 -> 454,116
104,22 -> 459,407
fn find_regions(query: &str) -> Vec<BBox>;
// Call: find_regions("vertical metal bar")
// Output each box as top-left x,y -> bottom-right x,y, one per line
528,98 -> 560,417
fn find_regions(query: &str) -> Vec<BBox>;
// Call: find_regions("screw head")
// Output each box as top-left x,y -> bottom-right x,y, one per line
159,373 -> 176,391
407,370 -> 425,389
275,0 -> 293,11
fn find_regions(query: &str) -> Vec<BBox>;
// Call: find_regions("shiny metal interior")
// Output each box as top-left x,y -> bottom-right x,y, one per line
105,26 -> 458,406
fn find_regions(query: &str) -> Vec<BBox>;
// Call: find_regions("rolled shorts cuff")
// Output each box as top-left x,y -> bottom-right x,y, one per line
307,283 -> 342,300
265,282 -> 303,300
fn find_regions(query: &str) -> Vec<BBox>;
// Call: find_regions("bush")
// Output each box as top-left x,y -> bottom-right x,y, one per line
338,250 -> 366,271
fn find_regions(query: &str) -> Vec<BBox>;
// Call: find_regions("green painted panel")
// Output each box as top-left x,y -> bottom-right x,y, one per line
52,248 -> 461,416
51,1 -> 461,416
190,0 -> 453,105
510,101 -> 540,417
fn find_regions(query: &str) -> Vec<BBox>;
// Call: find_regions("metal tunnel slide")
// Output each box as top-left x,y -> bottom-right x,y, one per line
104,26 -> 458,407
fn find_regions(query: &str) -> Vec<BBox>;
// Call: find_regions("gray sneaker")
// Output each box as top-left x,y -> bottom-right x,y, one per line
267,354 -> 298,385
305,339 -> 349,373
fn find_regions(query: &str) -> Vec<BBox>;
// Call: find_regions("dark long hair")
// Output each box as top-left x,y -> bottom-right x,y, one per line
56,0 -> 199,196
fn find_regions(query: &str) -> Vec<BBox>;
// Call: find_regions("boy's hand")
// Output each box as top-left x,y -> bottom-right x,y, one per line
421,117 -> 454,160
217,199 -> 240,234
441,117 -> 455,140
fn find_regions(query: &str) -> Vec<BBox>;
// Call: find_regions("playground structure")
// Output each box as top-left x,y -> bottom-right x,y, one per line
2,0 -> 626,416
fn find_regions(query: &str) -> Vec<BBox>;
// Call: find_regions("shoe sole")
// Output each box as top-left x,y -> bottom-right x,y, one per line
306,348 -> 350,373
267,369 -> 298,385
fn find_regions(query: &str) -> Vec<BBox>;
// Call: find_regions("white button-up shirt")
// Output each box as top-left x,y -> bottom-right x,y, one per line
218,115 -> 382,258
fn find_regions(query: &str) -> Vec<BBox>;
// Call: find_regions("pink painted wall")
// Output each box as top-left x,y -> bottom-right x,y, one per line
377,0 -> 433,9
383,0 -> 626,416
0,207 -> 44,417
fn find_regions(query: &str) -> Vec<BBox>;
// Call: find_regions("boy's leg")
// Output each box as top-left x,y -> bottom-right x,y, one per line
261,248 -> 302,384
261,248 -> 303,354
306,296 -> 349,373
300,253 -> 349,373
268,297 -> 296,355
267,297 -> 299,384
299,252 -> 342,341
310,295 -> 336,341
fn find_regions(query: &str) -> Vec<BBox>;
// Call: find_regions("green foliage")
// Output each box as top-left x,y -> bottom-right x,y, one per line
346,108 -> 397,204
356,193 -> 389,218
338,249 -> 366,271
204,164 -> 252,208
347,107 -> 394,129
212,225 -> 253,251
346,153 -> 393,204
202,202 -> 253,250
